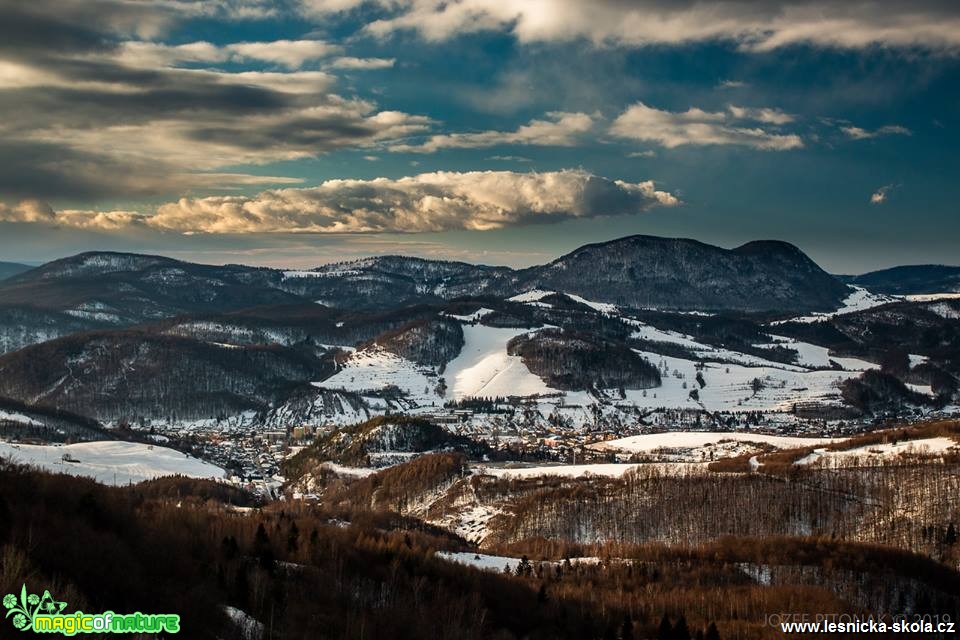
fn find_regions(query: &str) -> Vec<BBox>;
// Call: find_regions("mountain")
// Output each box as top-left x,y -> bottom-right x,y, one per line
518,236 -> 850,312
0,261 -> 31,281
0,251 -> 299,324
283,255 -> 515,309
292,235 -> 851,312
842,264 -> 960,295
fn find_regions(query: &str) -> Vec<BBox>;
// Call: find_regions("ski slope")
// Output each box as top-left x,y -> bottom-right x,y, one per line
443,325 -> 551,400
0,440 -> 225,485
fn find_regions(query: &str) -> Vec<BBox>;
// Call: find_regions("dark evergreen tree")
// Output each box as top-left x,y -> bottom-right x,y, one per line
658,614 -> 673,640
944,523 -> 958,546
705,621 -> 721,640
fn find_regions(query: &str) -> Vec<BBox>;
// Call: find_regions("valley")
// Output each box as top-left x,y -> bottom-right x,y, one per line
1,235 -> 958,638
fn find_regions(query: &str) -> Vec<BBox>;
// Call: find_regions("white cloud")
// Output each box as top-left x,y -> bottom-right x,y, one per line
0,200 -> 56,223
727,105 -> 795,125
340,1 -> 960,52
842,125 -> 912,140
327,57 -> 396,69
718,80 -> 749,89
610,102 -> 803,150
389,112 -> 594,153
7,170 -> 678,234
870,184 -> 897,204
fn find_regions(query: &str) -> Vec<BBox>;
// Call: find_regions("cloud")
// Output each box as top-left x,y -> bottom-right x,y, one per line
4,170 -> 678,234
488,155 -> 533,162
389,112 -> 594,153
0,199 -> 56,223
842,125 -> 912,140
118,39 -> 341,69
870,184 -> 898,204
727,105 -> 795,125
718,80 -> 749,89
327,57 -> 396,69
610,102 -> 803,150
331,1 -> 960,52
0,1 -> 435,202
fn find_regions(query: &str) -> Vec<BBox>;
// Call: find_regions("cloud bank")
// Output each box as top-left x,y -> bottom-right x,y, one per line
306,1 -> 960,52
1,170 -> 678,234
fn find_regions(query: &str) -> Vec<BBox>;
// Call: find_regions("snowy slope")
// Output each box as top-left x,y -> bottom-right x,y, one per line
0,440 -> 225,485
443,325 -> 551,400
318,347 -> 440,407
628,322 -> 808,371
0,410 -> 42,426
616,352 -> 862,412
760,335 -> 878,371
774,286 -> 896,323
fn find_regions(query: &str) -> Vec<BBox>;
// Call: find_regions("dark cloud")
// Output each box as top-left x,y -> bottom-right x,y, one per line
0,0 -> 431,202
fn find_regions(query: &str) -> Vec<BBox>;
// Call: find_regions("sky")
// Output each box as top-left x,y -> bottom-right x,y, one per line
0,0 -> 958,273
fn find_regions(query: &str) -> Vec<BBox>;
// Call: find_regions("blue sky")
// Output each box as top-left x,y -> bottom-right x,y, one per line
0,0 -> 958,273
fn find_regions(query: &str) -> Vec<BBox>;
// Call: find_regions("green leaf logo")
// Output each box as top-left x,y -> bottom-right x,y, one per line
3,584 -> 59,632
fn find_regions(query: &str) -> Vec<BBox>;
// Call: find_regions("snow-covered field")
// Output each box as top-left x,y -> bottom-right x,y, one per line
436,551 -> 519,573
595,431 -> 835,454
797,437 -> 958,466
0,440 -> 225,485
616,351 -> 861,412
443,308 -> 494,322
905,293 -> 960,302
436,551 -> 600,573
475,462 -> 704,479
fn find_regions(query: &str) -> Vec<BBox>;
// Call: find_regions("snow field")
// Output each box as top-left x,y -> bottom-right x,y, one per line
596,431 -> 835,454
0,440 -> 225,485
796,437 -> 959,466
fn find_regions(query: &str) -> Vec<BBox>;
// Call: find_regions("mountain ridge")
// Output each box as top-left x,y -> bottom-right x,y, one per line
0,234 -> 851,315
840,264 -> 960,295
